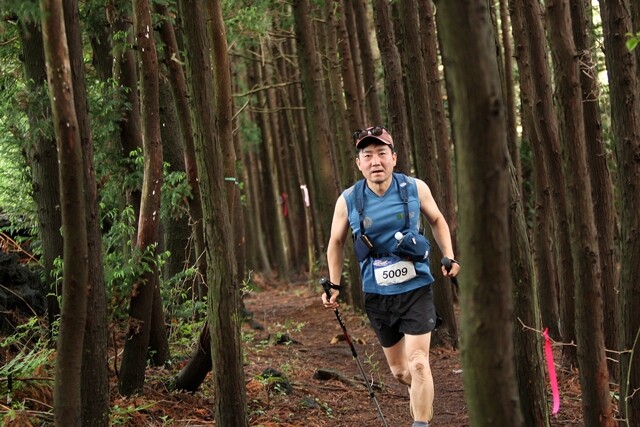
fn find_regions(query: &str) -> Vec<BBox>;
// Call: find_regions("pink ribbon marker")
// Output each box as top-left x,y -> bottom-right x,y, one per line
543,327 -> 560,415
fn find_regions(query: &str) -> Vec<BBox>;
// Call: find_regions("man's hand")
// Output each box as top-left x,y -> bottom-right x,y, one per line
321,289 -> 340,310
440,257 -> 460,278
320,277 -> 341,309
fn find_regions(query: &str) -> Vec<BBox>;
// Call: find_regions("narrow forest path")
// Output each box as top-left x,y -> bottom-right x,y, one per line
241,277 -> 468,426
103,275 -> 584,426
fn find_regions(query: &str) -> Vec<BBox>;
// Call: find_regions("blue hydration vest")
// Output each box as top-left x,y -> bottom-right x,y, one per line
344,173 -> 434,295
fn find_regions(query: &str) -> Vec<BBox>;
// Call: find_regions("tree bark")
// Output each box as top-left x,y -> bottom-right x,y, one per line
570,0 -> 620,379
598,0 -> 640,422
509,163 -> 549,427
17,19 -> 63,327
520,0 -> 577,366
118,0 -> 165,396
509,0 -> 561,341
155,3 -> 207,299
352,0 -> 383,125
178,1 -> 247,424
546,0 -> 614,423
40,0 -> 89,424
499,0 -> 521,186
293,0 -> 341,243
418,0 -> 458,253
435,0 -> 524,424
371,0 -> 412,174
157,75 -> 191,283
62,0 -> 110,424
111,0 -> 143,238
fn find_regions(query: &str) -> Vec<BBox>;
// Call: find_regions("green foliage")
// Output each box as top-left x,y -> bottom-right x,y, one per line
626,32 -> 640,52
1,0 -> 40,23
0,20 -> 37,224
0,317 -> 55,395
110,401 -> 157,425
222,2 -> 273,51
161,167 -> 192,220
101,205 -> 155,320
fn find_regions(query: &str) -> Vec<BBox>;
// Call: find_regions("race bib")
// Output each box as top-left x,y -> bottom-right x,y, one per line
373,256 -> 417,285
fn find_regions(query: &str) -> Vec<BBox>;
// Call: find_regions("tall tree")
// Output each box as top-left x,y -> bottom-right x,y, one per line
509,0 -> 561,341
352,0 -> 383,125
435,0 -> 524,424
546,0 -> 613,423
598,0 -> 640,423
118,0 -> 165,396
17,14 -> 64,327
111,0 -> 143,231
155,3 -> 207,299
293,0 -> 340,242
418,0 -> 458,248
337,0 -> 365,131
499,0 -> 521,184
371,0 -> 412,173
39,0 -> 89,424
62,0 -> 109,424
178,0 -> 247,424
509,163 -> 549,427
520,0 -> 577,364
570,0 -> 619,379
205,0 -> 246,276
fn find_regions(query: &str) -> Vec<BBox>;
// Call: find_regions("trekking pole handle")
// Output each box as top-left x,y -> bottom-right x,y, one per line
441,257 -> 459,287
319,277 -> 342,300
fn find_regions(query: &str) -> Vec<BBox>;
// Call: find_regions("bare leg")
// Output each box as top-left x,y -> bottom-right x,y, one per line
382,333 -> 434,422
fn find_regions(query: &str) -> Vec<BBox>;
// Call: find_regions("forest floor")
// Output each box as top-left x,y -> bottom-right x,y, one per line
4,274 -> 592,426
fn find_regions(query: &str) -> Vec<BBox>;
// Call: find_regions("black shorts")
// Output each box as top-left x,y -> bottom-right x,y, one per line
364,285 -> 437,348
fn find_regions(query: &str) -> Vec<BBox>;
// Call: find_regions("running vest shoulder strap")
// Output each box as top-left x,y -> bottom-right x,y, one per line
353,174 -> 410,235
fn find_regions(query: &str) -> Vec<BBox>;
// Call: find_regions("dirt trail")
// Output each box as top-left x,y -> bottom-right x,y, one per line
242,278 -> 468,426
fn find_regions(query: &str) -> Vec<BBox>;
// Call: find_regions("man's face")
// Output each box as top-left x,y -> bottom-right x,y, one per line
356,143 -> 397,184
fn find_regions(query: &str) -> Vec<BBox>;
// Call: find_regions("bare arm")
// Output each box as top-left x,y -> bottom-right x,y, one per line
416,179 -> 460,277
323,195 -> 350,307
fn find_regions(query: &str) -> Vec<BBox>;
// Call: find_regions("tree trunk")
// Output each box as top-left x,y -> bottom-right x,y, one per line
158,75 -> 191,282
546,1 -> 614,423
111,1 -> 143,238
570,0 -> 620,379
118,0 -> 165,396
255,61 -> 292,276
155,3 -> 207,299
174,322 -> 212,391
499,0 -> 521,186
435,0 -> 524,424
205,0 -> 246,277
509,163 -> 549,427
337,0 -> 365,131
178,1 -> 247,424
520,0 -> 577,366
293,0 -> 341,243
418,0 -> 458,254
509,0 -> 561,341
17,19 -> 63,327
598,0 -> 640,422
40,0 -> 89,424
352,0 -> 383,125
371,0 -> 412,174
148,271 -> 170,366
62,0 -> 110,424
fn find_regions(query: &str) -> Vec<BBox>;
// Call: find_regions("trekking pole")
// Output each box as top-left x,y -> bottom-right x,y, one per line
320,278 -> 389,427
441,257 -> 459,290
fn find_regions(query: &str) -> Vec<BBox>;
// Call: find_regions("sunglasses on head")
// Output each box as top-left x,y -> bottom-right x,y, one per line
353,126 -> 388,143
